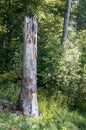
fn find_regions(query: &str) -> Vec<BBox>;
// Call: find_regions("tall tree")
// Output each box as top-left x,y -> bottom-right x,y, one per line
62,0 -> 71,43
17,16 -> 39,116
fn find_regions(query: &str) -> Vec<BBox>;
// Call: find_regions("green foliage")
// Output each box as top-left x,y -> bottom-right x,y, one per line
0,90 -> 86,130
54,31 -> 86,111
0,71 -> 21,103
37,0 -> 64,87
76,0 -> 86,30
0,0 -> 86,128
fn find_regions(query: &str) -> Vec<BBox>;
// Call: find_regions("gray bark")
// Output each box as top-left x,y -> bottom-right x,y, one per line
62,0 -> 71,43
18,16 -> 38,116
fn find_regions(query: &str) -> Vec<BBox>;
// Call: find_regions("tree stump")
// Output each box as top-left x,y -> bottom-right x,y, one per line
18,16 -> 39,116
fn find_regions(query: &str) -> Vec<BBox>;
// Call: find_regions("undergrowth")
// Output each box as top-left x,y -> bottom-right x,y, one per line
0,88 -> 86,130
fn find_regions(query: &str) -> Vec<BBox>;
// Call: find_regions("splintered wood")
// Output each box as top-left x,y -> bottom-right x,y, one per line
19,16 -> 38,116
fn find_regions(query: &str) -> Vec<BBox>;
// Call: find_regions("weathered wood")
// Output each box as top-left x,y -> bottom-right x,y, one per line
0,99 -> 13,108
18,16 -> 38,116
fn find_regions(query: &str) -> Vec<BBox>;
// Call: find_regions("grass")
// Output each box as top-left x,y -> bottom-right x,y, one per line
0,88 -> 86,130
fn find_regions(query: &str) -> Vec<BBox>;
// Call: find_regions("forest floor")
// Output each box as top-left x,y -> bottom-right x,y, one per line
0,88 -> 86,130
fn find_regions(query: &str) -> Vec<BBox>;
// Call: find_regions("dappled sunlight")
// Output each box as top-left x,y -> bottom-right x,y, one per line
0,0 -> 86,129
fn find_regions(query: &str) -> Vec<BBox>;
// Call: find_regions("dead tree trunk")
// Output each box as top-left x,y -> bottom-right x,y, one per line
18,16 -> 38,116
62,0 -> 71,43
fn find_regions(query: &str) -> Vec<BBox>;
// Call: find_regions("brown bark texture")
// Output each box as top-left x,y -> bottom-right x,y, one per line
18,16 -> 38,116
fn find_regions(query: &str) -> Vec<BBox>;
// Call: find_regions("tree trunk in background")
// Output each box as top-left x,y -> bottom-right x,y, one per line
62,0 -> 71,43
18,16 -> 39,116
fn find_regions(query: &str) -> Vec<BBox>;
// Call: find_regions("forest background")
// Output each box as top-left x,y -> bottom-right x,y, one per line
0,0 -> 86,130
